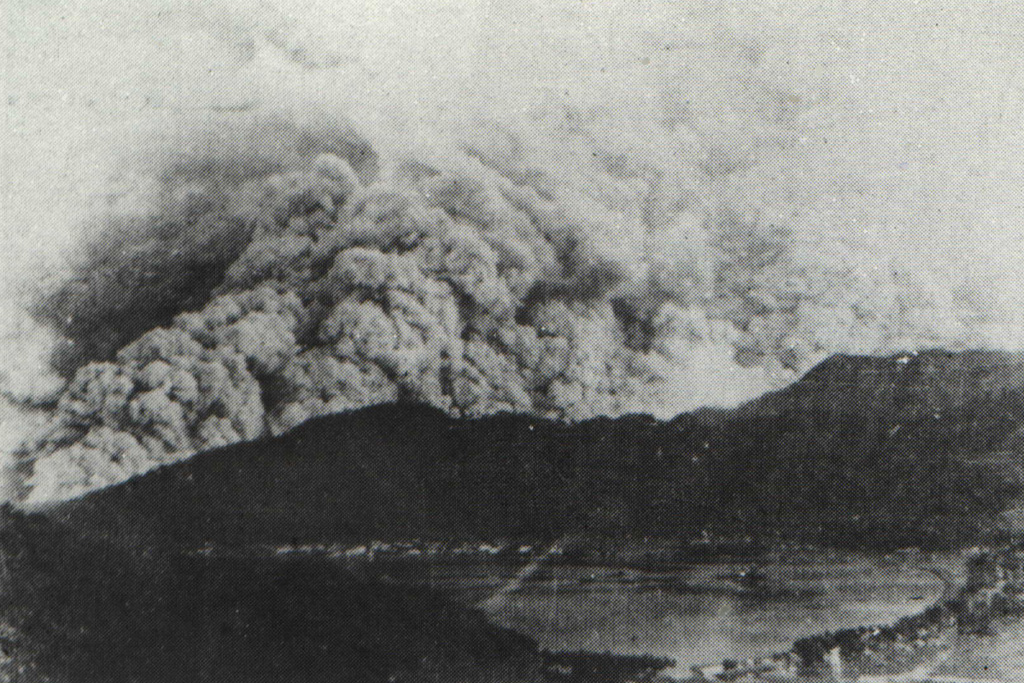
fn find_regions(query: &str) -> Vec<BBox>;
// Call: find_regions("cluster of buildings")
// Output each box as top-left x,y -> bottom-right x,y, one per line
273,539 -> 542,561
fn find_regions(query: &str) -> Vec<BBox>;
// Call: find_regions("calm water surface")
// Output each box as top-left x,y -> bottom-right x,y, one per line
391,552 -> 962,674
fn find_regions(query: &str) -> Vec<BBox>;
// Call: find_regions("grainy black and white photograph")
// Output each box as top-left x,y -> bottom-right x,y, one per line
2,1 -> 1024,680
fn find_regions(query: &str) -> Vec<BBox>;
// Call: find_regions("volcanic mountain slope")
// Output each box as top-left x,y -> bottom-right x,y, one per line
742,349 -> 1024,437
43,350 -> 1024,553
736,349 -> 1024,533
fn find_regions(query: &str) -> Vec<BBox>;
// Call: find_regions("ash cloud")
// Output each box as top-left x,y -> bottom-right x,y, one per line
31,120 -> 379,374
4,0 -> 1024,501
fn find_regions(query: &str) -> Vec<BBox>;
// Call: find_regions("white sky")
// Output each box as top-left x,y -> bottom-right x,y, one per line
3,0 -> 1023,320
0,0 -> 1022,391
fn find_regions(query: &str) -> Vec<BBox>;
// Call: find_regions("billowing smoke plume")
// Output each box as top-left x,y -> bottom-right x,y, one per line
5,0 -> 1024,501
13,121 -> 985,501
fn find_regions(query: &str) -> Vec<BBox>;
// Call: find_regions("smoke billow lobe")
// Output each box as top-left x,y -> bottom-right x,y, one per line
22,114 -> 975,501
13,3 -> 1016,501
33,122 -> 381,375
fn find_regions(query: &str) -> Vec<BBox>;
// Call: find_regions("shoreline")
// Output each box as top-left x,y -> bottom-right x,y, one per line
675,542 -> 1024,681
3,502 -> 1021,682
200,532 -> 969,569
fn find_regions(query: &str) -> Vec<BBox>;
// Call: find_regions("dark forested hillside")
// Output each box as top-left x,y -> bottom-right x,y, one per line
2,505 -> 625,683
43,350 -> 1024,552
742,350 -> 1024,432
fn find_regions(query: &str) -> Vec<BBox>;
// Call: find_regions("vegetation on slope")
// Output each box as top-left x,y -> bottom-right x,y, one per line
1,506 -> 674,682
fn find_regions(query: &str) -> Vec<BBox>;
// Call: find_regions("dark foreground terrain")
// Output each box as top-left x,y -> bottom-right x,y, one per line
0,507 -> 670,683
6,503 -> 1024,682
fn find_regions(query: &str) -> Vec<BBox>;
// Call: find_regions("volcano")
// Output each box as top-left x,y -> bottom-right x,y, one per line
38,349 -> 1024,553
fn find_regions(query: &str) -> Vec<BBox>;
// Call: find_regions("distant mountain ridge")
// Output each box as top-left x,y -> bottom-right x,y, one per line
42,350 -> 1024,552
741,349 -> 1024,421
734,349 -> 1024,469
